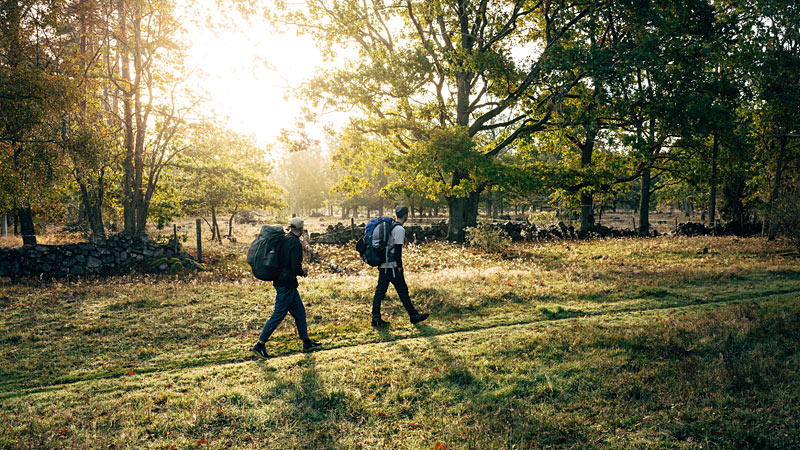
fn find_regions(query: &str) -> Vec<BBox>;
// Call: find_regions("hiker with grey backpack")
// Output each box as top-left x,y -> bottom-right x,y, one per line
357,206 -> 429,327
247,218 -> 321,357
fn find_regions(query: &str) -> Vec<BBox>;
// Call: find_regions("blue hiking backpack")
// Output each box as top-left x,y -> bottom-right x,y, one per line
356,217 -> 397,266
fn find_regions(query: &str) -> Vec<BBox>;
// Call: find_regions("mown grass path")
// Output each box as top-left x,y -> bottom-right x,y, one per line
1,236 -> 799,449
2,284 -> 798,402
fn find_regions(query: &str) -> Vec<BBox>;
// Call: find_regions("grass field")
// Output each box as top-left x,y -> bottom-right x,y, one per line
1,236 -> 799,449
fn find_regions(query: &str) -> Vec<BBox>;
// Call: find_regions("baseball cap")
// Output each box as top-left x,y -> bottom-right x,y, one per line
289,217 -> 304,230
395,206 -> 409,218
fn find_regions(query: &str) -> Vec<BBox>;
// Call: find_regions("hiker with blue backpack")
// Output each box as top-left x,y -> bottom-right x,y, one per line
360,206 -> 429,327
249,217 -> 321,357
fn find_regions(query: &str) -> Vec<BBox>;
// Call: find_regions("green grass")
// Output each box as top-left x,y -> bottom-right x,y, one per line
0,236 -> 799,449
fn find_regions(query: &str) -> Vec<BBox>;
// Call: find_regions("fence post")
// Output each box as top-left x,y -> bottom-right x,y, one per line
173,223 -> 178,254
1,215 -> 6,237
196,218 -> 202,263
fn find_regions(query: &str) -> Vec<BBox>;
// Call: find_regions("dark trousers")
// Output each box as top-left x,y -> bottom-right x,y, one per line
259,286 -> 309,342
372,269 -> 418,319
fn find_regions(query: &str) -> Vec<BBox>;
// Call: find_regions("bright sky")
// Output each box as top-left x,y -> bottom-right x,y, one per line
182,4 -> 337,148
179,2 -> 538,151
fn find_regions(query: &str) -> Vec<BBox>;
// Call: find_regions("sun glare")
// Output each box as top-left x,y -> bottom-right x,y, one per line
182,5 -> 328,147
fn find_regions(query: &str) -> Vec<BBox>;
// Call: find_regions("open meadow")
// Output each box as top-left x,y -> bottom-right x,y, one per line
1,236 -> 799,449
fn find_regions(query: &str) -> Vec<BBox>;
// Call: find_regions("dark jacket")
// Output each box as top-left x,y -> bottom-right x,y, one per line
273,232 -> 305,289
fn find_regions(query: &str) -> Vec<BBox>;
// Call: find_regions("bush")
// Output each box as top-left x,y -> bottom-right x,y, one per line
528,210 -> 557,224
465,222 -> 511,253
770,184 -> 800,251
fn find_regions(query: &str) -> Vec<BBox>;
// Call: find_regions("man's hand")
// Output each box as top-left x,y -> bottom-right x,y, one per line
301,267 -> 308,277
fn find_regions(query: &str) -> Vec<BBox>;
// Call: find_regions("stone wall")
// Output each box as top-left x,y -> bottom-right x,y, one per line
671,221 -> 763,237
308,220 -> 647,245
310,221 -> 449,245
0,234 -> 195,278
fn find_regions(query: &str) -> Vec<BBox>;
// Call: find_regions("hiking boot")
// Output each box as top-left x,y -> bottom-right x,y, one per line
302,340 -> 322,352
371,318 -> 390,327
410,313 -> 429,324
251,343 -> 270,358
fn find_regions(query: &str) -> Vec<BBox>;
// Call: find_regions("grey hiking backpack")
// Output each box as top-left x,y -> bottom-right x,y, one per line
247,225 -> 285,281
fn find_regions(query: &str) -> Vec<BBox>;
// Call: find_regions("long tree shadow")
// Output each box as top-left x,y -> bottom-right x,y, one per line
256,353 -> 365,449
404,323 -> 591,447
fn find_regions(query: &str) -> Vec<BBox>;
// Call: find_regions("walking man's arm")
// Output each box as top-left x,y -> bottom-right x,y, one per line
289,239 -> 306,277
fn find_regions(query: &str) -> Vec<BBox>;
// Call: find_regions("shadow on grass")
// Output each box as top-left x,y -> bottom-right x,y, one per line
409,324 -> 592,447
257,353 -> 364,449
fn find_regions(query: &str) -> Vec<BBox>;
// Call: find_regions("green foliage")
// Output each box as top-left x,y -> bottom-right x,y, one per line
0,1 -> 78,219
769,184 -> 800,252
278,149 -> 333,215
168,123 -> 285,219
386,127 -> 495,199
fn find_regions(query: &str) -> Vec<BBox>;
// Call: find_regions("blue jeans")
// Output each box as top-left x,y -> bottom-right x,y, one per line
259,286 -> 309,342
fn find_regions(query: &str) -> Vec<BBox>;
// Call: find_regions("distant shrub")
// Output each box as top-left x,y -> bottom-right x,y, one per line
770,184 -> 800,251
466,222 -> 510,253
528,211 -> 557,224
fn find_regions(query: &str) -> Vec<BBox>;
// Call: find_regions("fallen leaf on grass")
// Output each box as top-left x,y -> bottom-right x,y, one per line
128,370 -> 135,375
197,438 -> 207,445
433,442 -> 447,450
59,428 -> 67,435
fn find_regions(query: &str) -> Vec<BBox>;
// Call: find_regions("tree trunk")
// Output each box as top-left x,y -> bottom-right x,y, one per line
352,206 -> 359,219
119,0 -> 136,236
498,193 -> 504,215
88,203 -> 105,237
77,178 -> 105,237
767,135 -> 787,241
227,207 -> 238,238
709,133 -> 718,229
18,207 -> 36,246
378,198 -> 384,217
579,191 -> 594,236
638,167 -> 652,236
211,206 -> 222,244
293,183 -> 300,217
78,202 -> 87,224
578,131 -> 597,236
598,200 -> 605,225
447,193 -> 479,242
